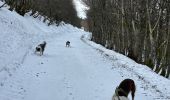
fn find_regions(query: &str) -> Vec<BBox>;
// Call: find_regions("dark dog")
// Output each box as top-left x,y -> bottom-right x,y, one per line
35,41 -> 46,56
66,41 -> 70,47
112,79 -> 136,100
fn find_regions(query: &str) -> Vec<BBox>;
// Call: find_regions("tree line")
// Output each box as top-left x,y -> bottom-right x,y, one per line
2,0 -> 80,27
83,0 -> 170,78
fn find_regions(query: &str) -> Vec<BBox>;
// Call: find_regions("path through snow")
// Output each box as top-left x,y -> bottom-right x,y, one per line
0,28 -> 169,100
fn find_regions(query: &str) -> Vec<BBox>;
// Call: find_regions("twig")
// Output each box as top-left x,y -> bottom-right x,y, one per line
0,2 -> 6,8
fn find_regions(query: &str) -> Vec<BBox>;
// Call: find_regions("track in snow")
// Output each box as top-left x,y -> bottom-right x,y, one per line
0,30 -> 168,100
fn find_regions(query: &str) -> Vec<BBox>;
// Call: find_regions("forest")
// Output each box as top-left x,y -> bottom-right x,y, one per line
83,0 -> 170,78
2,0 -> 81,26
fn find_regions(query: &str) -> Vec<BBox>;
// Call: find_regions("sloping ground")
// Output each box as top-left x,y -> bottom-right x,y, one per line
82,33 -> 170,99
0,1 -> 67,88
0,2 -> 170,100
0,26 -> 169,100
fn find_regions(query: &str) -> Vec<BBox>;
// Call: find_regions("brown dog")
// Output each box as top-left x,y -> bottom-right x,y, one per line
112,79 -> 136,100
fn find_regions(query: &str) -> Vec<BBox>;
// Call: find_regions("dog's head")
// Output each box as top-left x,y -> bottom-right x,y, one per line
42,41 -> 47,48
43,41 -> 46,45
117,79 -> 136,100
36,46 -> 41,51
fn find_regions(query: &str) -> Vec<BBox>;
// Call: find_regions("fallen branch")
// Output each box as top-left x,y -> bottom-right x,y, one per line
0,2 -> 6,8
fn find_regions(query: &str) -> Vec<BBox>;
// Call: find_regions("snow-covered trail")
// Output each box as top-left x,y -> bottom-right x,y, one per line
0,1 -> 169,99
0,28 -> 169,100
22,31 -> 116,100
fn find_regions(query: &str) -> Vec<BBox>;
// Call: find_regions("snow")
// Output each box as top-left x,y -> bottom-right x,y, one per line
73,0 -> 88,19
0,1 -> 170,100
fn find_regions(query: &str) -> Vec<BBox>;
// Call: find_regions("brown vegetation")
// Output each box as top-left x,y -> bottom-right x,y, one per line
4,0 -> 80,27
83,0 -> 170,78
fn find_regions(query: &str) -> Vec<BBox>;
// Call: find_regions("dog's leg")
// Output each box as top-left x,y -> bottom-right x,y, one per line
40,48 -> 42,56
41,50 -> 43,56
35,47 -> 37,54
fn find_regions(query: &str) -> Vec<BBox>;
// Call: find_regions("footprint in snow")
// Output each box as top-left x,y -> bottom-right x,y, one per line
69,93 -> 72,95
36,73 -> 39,77
0,83 -> 4,87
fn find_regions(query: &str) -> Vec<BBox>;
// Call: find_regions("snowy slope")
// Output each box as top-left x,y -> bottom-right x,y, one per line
73,0 -> 88,19
0,1 -> 68,92
0,1 -> 170,100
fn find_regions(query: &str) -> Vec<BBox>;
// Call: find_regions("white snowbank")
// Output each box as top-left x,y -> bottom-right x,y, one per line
0,1 -> 170,99
81,32 -> 170,99
0,1 -> 70,85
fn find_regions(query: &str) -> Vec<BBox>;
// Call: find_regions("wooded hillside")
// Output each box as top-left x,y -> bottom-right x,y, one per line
3,0 -> 80,27
83,0 -> 170,78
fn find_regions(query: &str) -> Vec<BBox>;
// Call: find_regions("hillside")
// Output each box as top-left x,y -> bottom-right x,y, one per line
0,1 -> 170,100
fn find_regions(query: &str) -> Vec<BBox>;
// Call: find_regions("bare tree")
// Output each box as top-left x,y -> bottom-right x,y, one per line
84,0 -> 170,78
5,0 -> 80,27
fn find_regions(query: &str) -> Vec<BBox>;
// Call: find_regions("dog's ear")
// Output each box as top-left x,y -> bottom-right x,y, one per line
131,81 -> 136,100
43,41 -> 46,44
